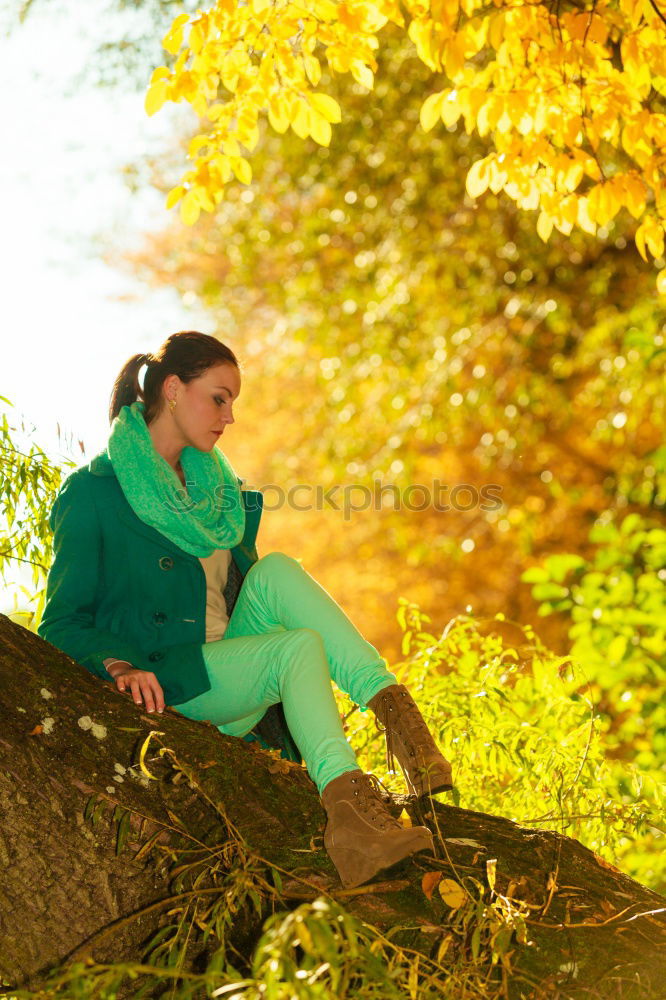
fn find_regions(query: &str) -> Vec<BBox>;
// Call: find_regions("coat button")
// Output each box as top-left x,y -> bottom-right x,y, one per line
159,556 -> 174,570
153,611 -> 167,625
148,651 -> 164,663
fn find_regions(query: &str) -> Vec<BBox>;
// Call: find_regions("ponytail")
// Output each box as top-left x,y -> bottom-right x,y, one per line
108,353 -> 151,423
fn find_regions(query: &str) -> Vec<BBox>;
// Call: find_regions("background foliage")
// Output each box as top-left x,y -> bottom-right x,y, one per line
147,0 -> 666,297
0,401 -> 70,623
127,30 -> 666,661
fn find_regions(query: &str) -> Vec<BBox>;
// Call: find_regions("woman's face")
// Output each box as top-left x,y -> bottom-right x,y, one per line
167,362 -> 241,452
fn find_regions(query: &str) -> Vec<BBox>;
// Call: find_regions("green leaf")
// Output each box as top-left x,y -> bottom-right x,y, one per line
608,635 -> 628,662
532,583 -> 569,601
544,554 -> 586,582
521,567 -> 550,583
83,795 -> 98,823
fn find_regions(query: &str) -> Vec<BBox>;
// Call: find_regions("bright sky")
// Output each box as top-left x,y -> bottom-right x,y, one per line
1,0 -> 208,605
1,0 -> 209,455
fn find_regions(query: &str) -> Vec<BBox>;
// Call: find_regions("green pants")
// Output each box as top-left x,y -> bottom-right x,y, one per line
174,551 -> 396,794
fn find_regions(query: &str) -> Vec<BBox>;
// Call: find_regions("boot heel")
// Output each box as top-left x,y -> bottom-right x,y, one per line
326,847 -> 377,888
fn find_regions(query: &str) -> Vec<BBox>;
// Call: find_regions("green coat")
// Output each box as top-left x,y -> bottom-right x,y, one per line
38,450 -> 263,706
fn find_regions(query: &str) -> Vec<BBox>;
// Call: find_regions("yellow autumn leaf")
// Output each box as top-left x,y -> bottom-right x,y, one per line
313,0 -> 339,18
444,35 -> 465,79
171,70 -> 194,102
191,94 -> 208,118
553,216 -> 573,237
437,935 -> 453,962
476,101 -> 491,137
536,212 -> 553,242
488,11 -> 505,48
466,157 -> 490,199
138,730 -> 165,779
646,223 -> 665,259
517,180 -> 539,212
565,162 -> 584,192
211,153 -> 232,184
625,175 -> 646,219
351,61 -> 374,89
652,75 -> 666,98
165,185 -> 185,210
304,53 -> 322,86
291,100 -> 312,138
310,112 -> 333,146
221,69 -> 239,93
180,191 -> 201,226
189,135 -> 212,157
486,857 -> 497,891
488,158 -> 507,194
309,93 -> 342,124
634,61 -> 652,99
420,91 -> 445,133
560,194 -> 578,227
438,878 -> 467,910
145,80 -> 169,116
408,19 -> 439,72
577,196 -> 597,236
268,99 -> 290,134
207,103 -> 227,122
239,124 -> 260,152
222,136 -> 241,157
189,23 -> 205,54
149,66 -> 171,85
231,157 -> 252,185
358,2 -> 389,31
162,13 -> 189,56
193,185 -> 215,212
635,221 -> 649,262
441,91 -> 461,128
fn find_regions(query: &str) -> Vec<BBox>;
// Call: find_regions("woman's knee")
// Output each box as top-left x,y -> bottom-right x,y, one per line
276,627 -> 328,674
283,626 -> 325,656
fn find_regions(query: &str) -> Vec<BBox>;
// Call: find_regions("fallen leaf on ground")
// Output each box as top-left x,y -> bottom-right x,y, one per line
438,878 -> 467,910
422,871 -> 442,900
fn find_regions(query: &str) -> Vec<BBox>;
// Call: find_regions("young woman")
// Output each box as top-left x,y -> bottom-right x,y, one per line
39,331 -> 453,888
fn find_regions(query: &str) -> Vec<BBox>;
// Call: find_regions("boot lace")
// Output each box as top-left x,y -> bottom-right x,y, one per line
349,772 -> 400,830
374,689 -> 434,775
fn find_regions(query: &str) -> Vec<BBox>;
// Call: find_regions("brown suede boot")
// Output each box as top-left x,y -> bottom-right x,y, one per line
321,770 -> 434,888
367,684 -> 453,798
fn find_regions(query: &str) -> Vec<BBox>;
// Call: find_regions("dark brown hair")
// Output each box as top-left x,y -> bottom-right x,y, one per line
109,331 -> 239,424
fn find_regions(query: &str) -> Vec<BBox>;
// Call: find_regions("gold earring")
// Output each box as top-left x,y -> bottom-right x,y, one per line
169,398 -> 177,413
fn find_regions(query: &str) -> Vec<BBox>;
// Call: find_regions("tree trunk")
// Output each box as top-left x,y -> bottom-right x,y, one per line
0,614 -> 664,999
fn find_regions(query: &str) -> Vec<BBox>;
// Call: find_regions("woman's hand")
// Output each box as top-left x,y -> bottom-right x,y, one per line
104,659 -> 165,714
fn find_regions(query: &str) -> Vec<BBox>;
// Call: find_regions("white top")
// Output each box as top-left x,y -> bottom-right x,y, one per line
199,548 -> 232,643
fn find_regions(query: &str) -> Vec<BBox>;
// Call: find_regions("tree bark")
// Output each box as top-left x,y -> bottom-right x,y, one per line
0,614 -> 664,999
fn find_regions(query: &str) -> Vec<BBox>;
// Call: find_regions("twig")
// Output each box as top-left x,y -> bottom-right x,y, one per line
529,901 -> 652,930
647,0 -> 666,27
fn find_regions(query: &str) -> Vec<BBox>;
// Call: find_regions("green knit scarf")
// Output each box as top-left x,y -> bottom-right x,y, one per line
107,402 -> 245,557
